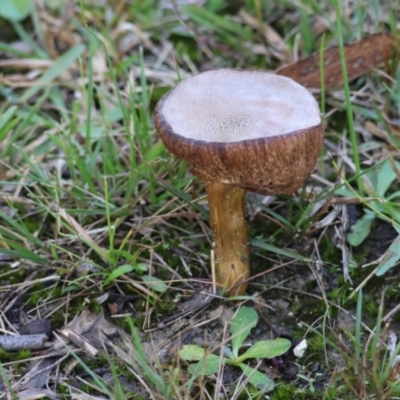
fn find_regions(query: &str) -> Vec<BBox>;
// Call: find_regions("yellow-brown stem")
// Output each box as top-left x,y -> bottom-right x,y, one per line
206,182 -> 250,296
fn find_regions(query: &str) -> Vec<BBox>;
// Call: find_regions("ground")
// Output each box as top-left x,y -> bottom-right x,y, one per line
1,1 -> 400,399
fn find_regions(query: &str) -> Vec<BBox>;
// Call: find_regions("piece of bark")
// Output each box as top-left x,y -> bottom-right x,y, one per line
276,32 -> 395,89
19,319 -> 52,338
0,334 -> 48,351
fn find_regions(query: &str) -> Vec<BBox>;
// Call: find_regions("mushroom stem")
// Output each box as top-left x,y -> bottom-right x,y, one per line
206,182 -> 250,296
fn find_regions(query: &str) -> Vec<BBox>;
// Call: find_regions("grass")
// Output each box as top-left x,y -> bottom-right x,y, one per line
1,0 -> 400,398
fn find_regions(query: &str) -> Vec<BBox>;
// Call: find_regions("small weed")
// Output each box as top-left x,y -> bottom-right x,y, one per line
180,306 -> 291,395
313,289 -> 400,399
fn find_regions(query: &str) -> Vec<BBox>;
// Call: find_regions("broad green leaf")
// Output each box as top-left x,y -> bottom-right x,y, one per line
180,346 -> 222,377
236,339 -> 291,364
376,200 -> 400,226
141,275 -> 167,293
347,209 -> 375,247
386,205 -> 400,225
135,263 -> 149,272
376,160 -> 399,197
0,0 -> 33,21
103,265 -> 135,286
188,355 -> 221,377
250,239 -> 310,262
387,190 -> 400,201
239,364 -> 275,392
335,186 -> 356,198
365,168 -> 378,193
230,307 -> 258,358
376,234 -> 400,276
179,345 -> 206,361
223,346 -> 233,359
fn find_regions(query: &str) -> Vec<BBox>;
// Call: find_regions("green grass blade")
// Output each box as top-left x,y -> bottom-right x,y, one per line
20,44 -> 85,102
251,239 -> 311,262
354,288 -> 362,363
333,0 -> 363,196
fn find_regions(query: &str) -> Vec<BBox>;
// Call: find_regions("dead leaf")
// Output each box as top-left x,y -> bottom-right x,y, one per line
107,302 -> 119,315
365,121 -> 392,144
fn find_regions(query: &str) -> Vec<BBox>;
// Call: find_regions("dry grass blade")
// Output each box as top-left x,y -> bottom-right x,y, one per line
57,207 -> 109,262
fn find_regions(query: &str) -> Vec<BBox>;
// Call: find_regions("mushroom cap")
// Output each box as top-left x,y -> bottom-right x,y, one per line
154,69 -> 324,195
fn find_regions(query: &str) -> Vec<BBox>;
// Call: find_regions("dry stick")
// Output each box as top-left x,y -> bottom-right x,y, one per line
0,334 -> 49,352
276,32 -> 396,90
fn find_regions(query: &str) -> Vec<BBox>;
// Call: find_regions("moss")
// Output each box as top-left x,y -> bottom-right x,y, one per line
307,335 -> 327,358
118,316 -> 138,331
56,382 -> 70,395
80,382 -> 94,394
363,297 -> 379,316
98,353 -> 109,366
16,349 -> 31,360
0,346 -> 33,362
88,299 -> 103,315
318,236 -> 342,264
327,281 -> 353,304
272,383 -> 353,400
0,348 -> 9,361
118,364 -> 136,380
271,384 -> 300,399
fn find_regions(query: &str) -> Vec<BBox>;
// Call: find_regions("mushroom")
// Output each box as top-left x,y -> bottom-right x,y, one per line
154,69 -> 324,296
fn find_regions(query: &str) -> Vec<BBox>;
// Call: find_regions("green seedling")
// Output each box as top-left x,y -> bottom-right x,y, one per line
341,159 -> 400,247
337,158 -> 400,276
179,306 -> 291,393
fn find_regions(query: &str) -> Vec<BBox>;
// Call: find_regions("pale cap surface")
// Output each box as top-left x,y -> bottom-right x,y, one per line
159,69 -> 321,143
